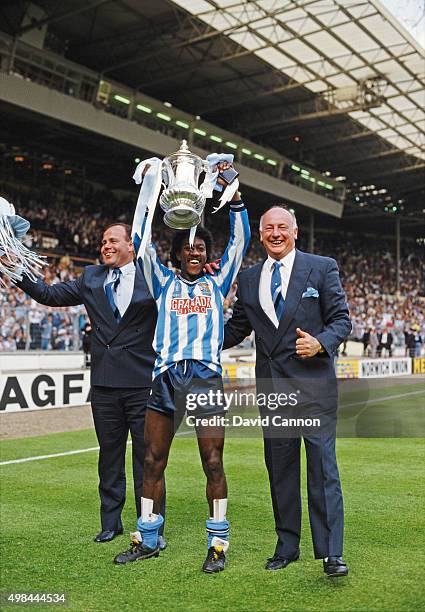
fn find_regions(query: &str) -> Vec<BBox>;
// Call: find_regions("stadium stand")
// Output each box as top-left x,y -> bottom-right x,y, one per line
0,188 -> 423,355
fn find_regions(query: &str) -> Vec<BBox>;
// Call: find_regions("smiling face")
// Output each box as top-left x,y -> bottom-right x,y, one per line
177,237 -> 208,280
100,225 -> 134,269
259,207 -> 298,260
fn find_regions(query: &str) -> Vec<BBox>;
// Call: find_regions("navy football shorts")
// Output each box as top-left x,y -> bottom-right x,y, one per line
147,359 -> 225,418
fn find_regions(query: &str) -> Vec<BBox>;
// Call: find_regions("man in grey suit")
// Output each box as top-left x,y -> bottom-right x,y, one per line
15,223 -> 166,546
223,205 -> 351,577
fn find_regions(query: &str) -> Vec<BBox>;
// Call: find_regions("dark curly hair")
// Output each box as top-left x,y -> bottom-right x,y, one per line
170,226 -> 213,268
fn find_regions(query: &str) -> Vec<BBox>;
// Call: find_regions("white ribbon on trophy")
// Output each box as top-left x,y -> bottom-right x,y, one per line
131,140 -> 239,254
131,157 -> 163,260
203,153 -> 240,213
0,196 -> 46,287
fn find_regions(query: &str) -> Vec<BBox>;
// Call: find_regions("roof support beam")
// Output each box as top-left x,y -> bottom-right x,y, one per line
360,163 -> 425,178
336,148 -> 403,167
136,47 -> 264,90
199,80 -> 304,115
248,103 -> 378,136
102,15 -> 241,75
16,0 -> 111,36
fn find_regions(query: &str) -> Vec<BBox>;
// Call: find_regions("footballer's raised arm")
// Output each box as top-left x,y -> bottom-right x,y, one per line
133,207 -> 172,301
213,198 -> 250,298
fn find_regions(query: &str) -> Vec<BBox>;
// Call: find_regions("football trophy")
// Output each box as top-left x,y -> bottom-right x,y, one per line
132,140 -> 239,256
160,140 -> 208,230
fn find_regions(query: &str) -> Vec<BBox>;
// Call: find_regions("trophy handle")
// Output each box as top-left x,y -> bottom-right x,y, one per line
162,159 -> 174,188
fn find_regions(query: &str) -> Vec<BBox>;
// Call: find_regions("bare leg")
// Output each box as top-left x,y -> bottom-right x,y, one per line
196,424 -> 227,515
143,409 -> 175,514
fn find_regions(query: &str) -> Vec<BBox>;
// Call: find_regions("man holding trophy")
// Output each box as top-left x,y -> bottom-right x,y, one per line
114,142 -> 250,573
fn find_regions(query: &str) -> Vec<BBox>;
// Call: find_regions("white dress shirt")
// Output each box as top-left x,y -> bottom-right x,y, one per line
259,248 -> 296,328
103,261 -> 136,318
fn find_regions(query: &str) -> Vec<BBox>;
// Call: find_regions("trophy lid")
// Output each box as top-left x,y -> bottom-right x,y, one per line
165,139 -> 203,166
173,139 -> 191,156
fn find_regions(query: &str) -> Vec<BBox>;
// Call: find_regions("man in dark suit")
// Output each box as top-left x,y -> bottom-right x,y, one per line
15,223 -> 166,546
223,205 -> 351,577
377,326 -> 394,357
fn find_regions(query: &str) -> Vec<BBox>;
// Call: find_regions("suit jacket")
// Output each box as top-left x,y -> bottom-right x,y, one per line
377,332 -> 393,345
223,250 -> 351,406
17,263 -> 157,388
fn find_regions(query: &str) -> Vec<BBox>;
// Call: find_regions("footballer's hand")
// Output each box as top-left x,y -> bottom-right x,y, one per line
216,161 -> 233,187
295,327 -> 323,358
142,163 -> 151,177
204,258 -> 221,275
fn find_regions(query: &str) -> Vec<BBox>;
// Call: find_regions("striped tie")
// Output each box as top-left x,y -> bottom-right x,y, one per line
270,261 -> 284,320
105,268 -> 122,322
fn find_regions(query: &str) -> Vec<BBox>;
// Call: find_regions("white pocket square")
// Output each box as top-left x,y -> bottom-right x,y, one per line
302,287 -> 319,298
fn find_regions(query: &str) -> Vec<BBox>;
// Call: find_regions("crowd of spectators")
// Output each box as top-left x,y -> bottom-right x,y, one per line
0,183 -> 424,355
2,180 -> 133,257
0,258 -> 88,351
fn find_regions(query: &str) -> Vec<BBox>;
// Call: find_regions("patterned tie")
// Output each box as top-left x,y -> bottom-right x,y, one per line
105,268 -> 122,322
270,261 -> 285,320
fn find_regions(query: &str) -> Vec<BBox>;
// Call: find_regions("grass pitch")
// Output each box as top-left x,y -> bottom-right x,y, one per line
1,426 -> 424,611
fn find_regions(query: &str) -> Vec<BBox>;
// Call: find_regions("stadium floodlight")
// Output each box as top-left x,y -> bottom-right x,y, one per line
136,104 -> 152,113
266,159 -> 277,166
225,141 -> 238,149
291,164 -> 300,171
254,153 -> 265,160
301,169 -> 310,176
241,148 -> 252,155
317,180 -> 326,187
176,120 -> 189,129
113,95 -> 131,105
157,113 -> 171,121
210,135 -> 223,142
194,128 -> 207,136
324,184 -> 334,190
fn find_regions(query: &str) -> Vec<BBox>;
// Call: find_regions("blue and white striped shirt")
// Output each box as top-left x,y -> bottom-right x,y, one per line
133,202 -> 250,379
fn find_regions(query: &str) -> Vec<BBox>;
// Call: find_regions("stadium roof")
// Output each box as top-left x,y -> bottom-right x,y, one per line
172,0 -> 425,162
1,0 -> 424,224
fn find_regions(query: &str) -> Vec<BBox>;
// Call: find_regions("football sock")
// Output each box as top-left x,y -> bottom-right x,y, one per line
134,497 -> 164,549
206,519 -> 229,550
136,513 -> 164,549
206,498 -> 229,550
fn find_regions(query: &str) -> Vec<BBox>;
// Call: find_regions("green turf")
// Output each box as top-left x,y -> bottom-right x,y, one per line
1,428 -> 425,611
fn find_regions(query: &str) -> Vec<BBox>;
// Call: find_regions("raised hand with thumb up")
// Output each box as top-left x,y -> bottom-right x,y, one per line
295,327 -> 324,358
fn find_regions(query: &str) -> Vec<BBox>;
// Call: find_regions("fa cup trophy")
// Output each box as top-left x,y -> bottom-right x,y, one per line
131,139 -> 239,256
160,140 -> 209,230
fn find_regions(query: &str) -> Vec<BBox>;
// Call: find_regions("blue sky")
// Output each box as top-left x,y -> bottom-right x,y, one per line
380,0 -> 425,48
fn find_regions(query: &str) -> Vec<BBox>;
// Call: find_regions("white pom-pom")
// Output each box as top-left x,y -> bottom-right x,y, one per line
0,198 -> 45,286
0,196 -> 14,216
